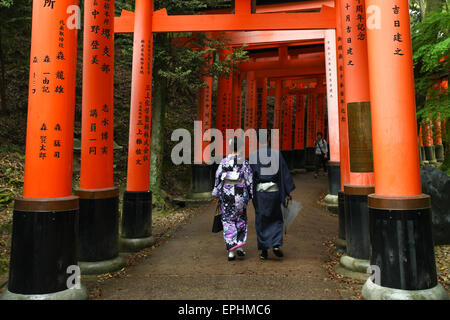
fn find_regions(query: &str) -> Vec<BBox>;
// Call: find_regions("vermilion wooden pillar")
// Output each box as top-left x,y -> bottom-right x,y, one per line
423,119 -> 437,164
274,79 -> 283,150
244,71 -> 257,157
2,0 -> 87,300
363,0 -> 447,299
325,29 -> 341,199
315,92 -> 326,143
282,81 -> 293,151
192,52 -> 213,199
255,77 -> 267,130
282,81 -> 294,170
231,72 -> 243,130
419,124 -> 426,164
434,117 -> 444,162
337,0 -> 375,275
305,92 -> 316,169
335,0 -> 349,251
293,93 -> 306,170
75,0 -> 125,275
216,49 -> 233,156
120,0 -> 155,253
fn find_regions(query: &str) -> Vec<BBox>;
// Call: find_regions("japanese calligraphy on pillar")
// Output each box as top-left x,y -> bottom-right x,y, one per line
282,81 -> 294,151
392,2 -> 405,56
294,94 -> 305,150
337,34 -> 346,125
343,0 -> 367,68
255,78 -> 267,130
231,73 -> 242,129
244,73 -> 256,131
225,77 -> 233,131
216,72 -> 232,154
274,80 -> 283,131
24,0 -> 78,198
197,70 -> 213,163
325,29 -> 340,162
216,50 -> 233,146
316,93 -> 326,139
81,0 -> 115,189
306,94 -> 316,148
341,0 -> 374,173
126,0 -> 153,192
32,13 -> 71,163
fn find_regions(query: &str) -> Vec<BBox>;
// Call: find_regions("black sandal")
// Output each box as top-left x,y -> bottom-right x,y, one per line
273,247 -> 284,258
260,250 -> 268,260
237,250 -> 246,257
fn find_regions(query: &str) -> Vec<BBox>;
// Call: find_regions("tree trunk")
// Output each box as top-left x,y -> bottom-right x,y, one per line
425,0 -> 442,14
0,31 -> 7,113
149,72 -> 167,206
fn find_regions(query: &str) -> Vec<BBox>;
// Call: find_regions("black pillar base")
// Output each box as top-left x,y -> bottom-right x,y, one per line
281,150 -> 295,171
75,188 -> 125,275
120,191 -> 154,252
424,146 -> 437,164
327,161 -> 341,196
343,185 -> 374,261
305,147 -> 315,171
2,196 -> 87,299
336,190 -> 346,252
293,149 -> 306,169
190,164 -> 213,199
363,194 -> 449,300
435,144 -> 444,162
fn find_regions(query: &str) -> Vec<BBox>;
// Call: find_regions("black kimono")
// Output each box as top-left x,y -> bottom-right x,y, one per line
249,146 -> 296,250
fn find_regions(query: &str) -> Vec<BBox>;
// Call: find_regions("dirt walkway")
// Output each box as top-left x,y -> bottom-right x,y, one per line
87,172 -> 353,300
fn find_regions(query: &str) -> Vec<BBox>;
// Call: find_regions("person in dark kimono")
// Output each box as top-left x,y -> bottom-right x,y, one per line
249,136 -> 295,260
212,137 -> 254,261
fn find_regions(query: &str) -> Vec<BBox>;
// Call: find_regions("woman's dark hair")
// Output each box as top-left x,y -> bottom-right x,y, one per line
316,132 -> 323,137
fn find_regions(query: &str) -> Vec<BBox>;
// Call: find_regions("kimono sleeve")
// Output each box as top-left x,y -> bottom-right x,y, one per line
243,160 -> 254,199
212,162 -> 224,198
279,151 -> 295,204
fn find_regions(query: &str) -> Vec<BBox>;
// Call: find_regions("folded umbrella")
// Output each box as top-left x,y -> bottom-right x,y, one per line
281,199 -> 302,234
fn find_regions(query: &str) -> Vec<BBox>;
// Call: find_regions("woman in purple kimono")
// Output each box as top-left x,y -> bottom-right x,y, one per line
212,137 -> 254,261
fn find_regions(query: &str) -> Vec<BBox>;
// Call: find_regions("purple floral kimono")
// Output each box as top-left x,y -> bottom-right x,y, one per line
212,154 -> 254,251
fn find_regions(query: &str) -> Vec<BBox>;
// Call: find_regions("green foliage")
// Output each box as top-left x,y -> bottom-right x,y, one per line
0,0 -> 14,8
155,33 -> 248,95
412,10 -> 449,139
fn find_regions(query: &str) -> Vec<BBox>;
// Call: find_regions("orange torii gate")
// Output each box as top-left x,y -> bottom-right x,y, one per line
3,0 -> 446,301
191,36 -> 331,198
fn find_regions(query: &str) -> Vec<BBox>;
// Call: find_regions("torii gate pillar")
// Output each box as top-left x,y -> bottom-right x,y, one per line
362,0 -> 448,300
423,119 -> 437,164
120,0 -> 155,253
324,29 -> 341,211
336,0 -> 375,277
1,0 -> 87,300
434,119 -> 444,162
75,0 -> 126,275
191,52 -> 213,200
281,81 -> 294,171
292,92 -> 306,172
